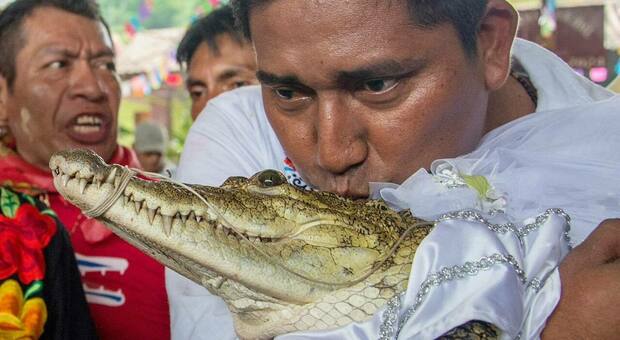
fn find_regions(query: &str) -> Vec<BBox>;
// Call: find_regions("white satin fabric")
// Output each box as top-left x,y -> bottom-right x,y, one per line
281,97 -> 620,339
381,96 -> 620,245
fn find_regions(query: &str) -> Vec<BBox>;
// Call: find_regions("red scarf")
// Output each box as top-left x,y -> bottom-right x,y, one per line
0,144 -> 141,243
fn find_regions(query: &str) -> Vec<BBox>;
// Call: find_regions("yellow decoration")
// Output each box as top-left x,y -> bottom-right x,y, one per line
0,280 -> 47,339
462,175 -> 491,199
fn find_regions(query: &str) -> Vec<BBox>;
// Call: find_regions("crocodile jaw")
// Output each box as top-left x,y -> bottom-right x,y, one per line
49,149 -> 426,339
50,151 -> 338,300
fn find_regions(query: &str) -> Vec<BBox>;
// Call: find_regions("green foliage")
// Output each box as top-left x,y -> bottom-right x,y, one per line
168,95 -> 193,162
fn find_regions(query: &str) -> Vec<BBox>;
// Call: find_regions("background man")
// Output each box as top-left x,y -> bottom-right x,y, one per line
134,121 -> 175,176
176,4 -> 258,120
169,0 -> 620,338
0,1 -> 169,338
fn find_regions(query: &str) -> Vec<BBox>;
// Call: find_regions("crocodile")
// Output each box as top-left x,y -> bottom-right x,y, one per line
49,149 -> 499,339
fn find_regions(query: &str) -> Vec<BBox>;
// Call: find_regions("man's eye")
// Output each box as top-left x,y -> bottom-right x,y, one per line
188,86 -> 205,100
362,78 -> 398,93
48,61 -> 68,69
269,86 -> 312,111
223,80 -> 250,92
190,91 -> 203,99
95,61 -> 116,71
233,81 -> 248,88
274,88 -> 295,100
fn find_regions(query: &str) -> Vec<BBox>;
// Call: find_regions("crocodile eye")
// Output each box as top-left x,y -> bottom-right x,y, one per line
257,170 -> 286,187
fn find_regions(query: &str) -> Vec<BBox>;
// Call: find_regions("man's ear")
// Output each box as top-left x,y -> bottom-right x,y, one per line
477,0 -> 519,91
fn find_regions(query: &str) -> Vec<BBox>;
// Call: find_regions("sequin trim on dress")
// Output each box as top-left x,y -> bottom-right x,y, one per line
379,207 -> 573,339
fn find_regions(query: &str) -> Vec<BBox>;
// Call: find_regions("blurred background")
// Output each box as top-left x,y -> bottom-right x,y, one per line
0,0 -> 619,161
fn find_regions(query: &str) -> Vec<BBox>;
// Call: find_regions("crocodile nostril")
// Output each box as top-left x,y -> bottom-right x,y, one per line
53,168 -> 61,176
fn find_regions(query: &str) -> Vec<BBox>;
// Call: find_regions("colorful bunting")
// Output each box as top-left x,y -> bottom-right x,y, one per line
121,0 -> 231,97
122,0 -> 153,41
124,23 -> 136,38
539,0 -> 557,39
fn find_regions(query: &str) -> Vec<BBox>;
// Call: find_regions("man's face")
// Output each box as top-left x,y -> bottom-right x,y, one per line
0,7 -> 120,171
186,34 -> 258,120
136,151 -> 164,174
252,0 -> 492,198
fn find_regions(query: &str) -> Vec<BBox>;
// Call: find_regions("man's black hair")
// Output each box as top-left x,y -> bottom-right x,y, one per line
0,0 -> 112,89
231,0 -> 488,56
176,5 -> 247,68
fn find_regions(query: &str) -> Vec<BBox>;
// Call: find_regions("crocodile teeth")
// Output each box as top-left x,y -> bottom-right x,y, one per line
195,215 -> 202,223
93,178 -> 101,189
213,277 -> 226,289
147,208 -> 157,224
79,179 -> 88,194
180,213 -> 188,224
105,167 -> 117,184
162,215 -> 173,236
134,201 -> 143,214
122,195 -> 130,206
61,174 -> 70,187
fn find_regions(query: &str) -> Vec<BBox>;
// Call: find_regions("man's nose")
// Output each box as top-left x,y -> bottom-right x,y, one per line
68,62 -> 106,101
315,96 -> 367,174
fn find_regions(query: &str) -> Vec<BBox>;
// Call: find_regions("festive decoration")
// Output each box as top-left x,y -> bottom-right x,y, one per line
589,67 -> 608,83
165,73 -> 183,87
539,0 -> 557,39
123,0 -> 154,41
124,23 -> 137,38
138,0 -> 154,20
121,0 -> 232,97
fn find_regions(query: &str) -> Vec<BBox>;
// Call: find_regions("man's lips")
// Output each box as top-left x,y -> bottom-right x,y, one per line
65,113 -> 112,144
307,174 -> 371,198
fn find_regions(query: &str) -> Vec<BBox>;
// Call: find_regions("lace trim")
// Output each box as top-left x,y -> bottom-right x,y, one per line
379,253 -> 528,340
438,208 -> 573,248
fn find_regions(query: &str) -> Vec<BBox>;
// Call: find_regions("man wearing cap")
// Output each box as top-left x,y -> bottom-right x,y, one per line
133,121 -> 175,176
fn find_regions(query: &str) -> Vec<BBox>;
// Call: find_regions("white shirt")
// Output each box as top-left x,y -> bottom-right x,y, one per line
168,39 -> 617,339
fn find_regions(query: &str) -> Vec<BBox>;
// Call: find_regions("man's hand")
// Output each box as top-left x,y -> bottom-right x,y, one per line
542,219 -> 620,339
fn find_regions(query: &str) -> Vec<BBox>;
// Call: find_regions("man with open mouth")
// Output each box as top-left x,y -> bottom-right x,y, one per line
0,0 -> 169,339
